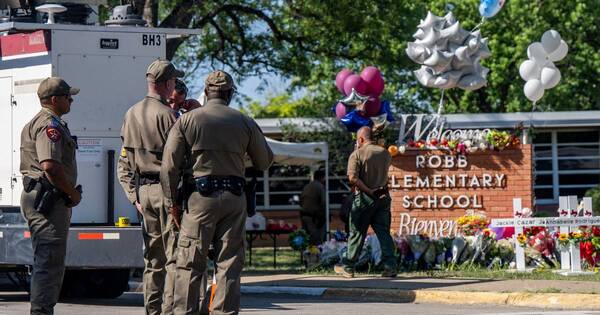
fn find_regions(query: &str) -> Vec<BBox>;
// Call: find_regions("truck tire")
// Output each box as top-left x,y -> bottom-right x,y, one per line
61,269 -> 130,299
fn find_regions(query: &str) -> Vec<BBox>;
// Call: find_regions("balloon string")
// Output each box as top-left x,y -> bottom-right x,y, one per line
437,90 -> 445,115
529,101 -> 537,128
470,17 -> 486,33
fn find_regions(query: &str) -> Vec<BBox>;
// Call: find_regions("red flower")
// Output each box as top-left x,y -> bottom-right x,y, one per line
581,242 -> 596,266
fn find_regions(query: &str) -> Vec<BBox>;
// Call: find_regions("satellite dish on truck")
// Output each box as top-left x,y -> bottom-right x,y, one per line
35,4 -> 67,24
105,4 -> 146,26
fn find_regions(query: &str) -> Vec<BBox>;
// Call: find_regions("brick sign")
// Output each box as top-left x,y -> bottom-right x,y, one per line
389,145 -> 533,236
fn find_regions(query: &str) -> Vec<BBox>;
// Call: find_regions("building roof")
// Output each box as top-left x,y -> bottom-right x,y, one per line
256,111 -> 600,135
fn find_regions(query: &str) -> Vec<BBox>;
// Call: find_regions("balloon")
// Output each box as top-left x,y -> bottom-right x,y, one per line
527,42 -> 547,64
340,109 -> 372,132
334,103 -> 347,120
335,69 -> 353,94
540,66 -> 561,89
343,74 -> 368,96
479,0 -> 505,18
363,97 -> 381,117
549,40 -> 568,62
541,29 -> 562,54
407,11 -> 491,91
524,79 -> 544,102
406,43 -> 431,64
339,88 -> 369,106
519,60 -> 541,81
360,66 -> 385,96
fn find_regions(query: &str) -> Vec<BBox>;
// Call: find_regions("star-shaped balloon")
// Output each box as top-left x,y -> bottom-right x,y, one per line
339,88 -> 369,106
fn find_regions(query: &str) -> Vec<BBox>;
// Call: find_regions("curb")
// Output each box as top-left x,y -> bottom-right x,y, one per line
323,288 -> 600,310
130,281 -> 600,310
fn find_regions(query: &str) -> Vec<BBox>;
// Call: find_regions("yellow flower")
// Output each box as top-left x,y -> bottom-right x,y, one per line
558,234 -> 568,241
517,233 -> 527,245
308,245 -> 319,255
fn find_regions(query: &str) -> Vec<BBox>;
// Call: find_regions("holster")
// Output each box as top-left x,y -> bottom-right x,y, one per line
245,176 -> 258,217
23,176 -> 82,213
177,175 -> 195,212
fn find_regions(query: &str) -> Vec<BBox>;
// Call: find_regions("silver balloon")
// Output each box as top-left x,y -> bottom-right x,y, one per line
406,11 -> 491,91
339,88 -> 369,106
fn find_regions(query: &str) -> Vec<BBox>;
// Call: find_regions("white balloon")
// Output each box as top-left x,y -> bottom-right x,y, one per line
541,29 -> 562,54
519,60 -> 541,81
540,66 -> 561,89
549,40 -> 568,62
527,42 -> 547,62
524,79 -> 545,102
406,43 -> 430,64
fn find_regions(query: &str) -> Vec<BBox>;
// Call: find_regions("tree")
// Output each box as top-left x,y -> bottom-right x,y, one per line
113,0 -> 600,114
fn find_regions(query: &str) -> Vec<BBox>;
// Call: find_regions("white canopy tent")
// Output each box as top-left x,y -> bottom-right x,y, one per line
255,138 -> 331,238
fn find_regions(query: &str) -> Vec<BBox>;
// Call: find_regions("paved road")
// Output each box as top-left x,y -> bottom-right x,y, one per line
1,291 -> 599,315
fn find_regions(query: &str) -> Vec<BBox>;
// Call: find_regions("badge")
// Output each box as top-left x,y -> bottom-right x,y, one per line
120,147 -> 127,157
46,126 -> 61,142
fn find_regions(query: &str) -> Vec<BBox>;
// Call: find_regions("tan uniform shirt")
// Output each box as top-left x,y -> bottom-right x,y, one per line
300,180 -> 325,216
160,98 -> 274,207
20,108 -> 78,186
118,93 -> 176,203
347,143 -> 391,189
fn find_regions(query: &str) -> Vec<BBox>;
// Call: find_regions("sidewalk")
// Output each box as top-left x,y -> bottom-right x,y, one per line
240,273 -> 600,310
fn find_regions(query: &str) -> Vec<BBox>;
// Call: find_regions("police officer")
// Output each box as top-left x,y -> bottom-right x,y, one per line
160,70 -> 273,315
334,126 -> 397,278
117,59 -> 182,315
20,77 -> 82,315
299,169 -> 326,245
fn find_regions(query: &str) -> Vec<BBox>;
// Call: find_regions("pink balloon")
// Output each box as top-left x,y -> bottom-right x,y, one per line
363,97 -> 381,117
360,66 -> 385,96
343,74 -> 368,96
334,103 -> 347,120
335,69 -> 353,94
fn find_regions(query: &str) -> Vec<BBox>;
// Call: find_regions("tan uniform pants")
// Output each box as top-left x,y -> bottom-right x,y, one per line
21,189 -> 71,315
173,190 -> 246,315
138,183 -> 178,315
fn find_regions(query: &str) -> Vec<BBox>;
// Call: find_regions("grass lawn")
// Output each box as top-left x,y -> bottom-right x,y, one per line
242,247 -> 600,281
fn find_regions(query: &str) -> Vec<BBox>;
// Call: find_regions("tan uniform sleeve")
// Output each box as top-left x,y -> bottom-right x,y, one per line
347,150 -> 359,178
117,147 -> 137,204
158,110 -> 177,146
35,123 -> 65,164
246,118 -> 273,170
160,119 -> 187,208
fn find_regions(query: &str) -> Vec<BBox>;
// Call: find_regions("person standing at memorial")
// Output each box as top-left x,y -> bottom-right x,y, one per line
334,126 -> 397,278
299,169 -> 326,245
160,70 -> 273,314
118,59 -> 182,315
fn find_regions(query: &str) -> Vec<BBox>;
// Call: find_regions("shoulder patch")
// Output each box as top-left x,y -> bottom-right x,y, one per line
120,147 -> 127,157
45,126 -> 61,142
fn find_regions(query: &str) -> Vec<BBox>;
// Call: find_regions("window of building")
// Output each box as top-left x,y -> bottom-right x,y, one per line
251,164 -> 350,211
533,130 -> 600,205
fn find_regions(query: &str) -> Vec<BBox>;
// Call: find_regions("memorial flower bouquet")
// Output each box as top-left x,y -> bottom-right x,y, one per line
456,213 -> 489,236
288,229 -> 309,251
516,233 -> 528,247
556,232 -> 570,249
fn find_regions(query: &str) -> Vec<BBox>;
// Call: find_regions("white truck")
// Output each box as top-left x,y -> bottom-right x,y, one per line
0,18 -> 200,297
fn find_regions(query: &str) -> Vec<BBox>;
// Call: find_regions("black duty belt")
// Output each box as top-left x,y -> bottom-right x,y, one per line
138,173 -> 160,185
195,176 -> 245,196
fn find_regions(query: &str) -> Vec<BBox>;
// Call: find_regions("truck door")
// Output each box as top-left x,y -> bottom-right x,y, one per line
0,77 -> 14,205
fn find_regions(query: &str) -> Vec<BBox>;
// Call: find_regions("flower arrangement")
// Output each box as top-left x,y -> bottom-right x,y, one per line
557,233 -> 569,248
516,233 -> 528,247
390,126 -> 523,157
456,213 -> 489,236
288,229 -> 309,251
